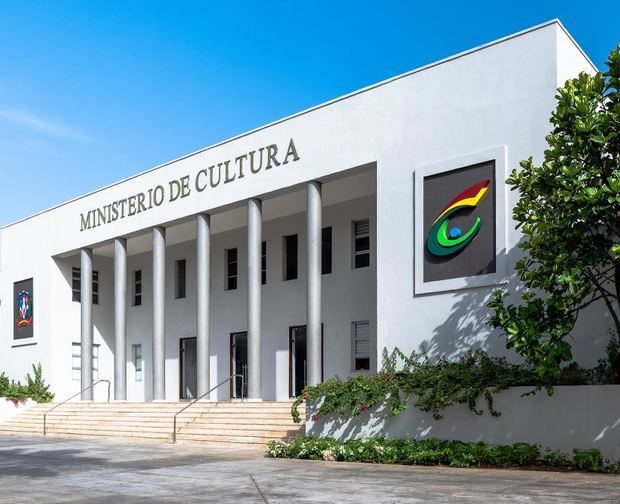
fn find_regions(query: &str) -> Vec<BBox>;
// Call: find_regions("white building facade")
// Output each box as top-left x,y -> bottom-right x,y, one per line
0,21 -> 604,403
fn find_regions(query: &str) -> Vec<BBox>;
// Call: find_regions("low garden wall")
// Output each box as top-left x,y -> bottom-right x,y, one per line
0,398 -> 36,422
306,385 -> 620,460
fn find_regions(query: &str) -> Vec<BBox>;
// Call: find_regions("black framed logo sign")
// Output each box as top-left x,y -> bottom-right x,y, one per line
423,161 -> 496,282
14,278 -> 34,340
414,147 -> 507,294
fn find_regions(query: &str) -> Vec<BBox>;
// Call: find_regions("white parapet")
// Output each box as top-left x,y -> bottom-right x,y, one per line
306,385 -> 620,461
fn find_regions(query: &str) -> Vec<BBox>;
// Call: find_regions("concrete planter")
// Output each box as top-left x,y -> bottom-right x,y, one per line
306,385 -> 620,460
0,398 -> 36,422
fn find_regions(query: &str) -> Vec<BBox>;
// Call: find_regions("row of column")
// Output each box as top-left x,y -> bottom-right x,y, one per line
80,181 -> 323,401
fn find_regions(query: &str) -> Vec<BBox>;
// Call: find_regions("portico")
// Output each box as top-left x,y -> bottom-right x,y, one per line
72,168 -> 377,402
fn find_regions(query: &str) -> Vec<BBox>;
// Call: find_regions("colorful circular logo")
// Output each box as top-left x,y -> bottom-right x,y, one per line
426,179 -> 490,257
16,290 -> 33,327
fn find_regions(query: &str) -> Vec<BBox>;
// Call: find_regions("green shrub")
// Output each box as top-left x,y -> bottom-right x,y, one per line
542,448 -> 571,468
267,437 -> 619,473
0,363 -> 54,403
3,382 -> 28,402
24,363 -> 54,403
0,373 -> 9,397
573,449 -> 603,472
292,347 -> 618,424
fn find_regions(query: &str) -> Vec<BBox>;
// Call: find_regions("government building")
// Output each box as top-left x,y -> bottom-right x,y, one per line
0,21 -> 601,408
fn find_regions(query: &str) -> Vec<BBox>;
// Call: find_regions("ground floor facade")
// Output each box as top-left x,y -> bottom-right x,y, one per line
59,182 -> 377,402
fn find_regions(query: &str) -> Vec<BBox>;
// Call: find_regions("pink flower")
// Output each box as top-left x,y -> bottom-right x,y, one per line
303,393 -> 311,400
311,413 -> 319,421
360,404 -> 368,411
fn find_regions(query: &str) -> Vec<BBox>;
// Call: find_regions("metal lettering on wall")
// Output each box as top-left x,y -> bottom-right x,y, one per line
423,161 -> 496,282
79,138 -> 300,232
14,278 -> 34,340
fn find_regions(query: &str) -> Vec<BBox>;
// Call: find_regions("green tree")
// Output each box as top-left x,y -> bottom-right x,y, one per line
488,45 -> 620,381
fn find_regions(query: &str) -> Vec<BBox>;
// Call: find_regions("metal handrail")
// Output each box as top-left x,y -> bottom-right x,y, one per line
43,379 -> 111,435
173,374 -> 244,443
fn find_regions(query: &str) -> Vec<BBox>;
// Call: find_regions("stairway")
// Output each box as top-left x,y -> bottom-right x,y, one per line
0,401 -> 305,448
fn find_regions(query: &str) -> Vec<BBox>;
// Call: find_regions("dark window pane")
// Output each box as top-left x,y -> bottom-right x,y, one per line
176,259 -> 186,299
284,235 -> 298,280
322,227 -> 332,275
135,283 -> 142,295
355,358 -> 370,371
134,295 -> 142,306
226,248 -> 238,290
135,270 -> 141,282
72,291 -> 81,302
93,293 -> 99,305
72,279 -> 80,290
355,236 -> 370,253
355,253 -> 370,269
261,241 -> 267,285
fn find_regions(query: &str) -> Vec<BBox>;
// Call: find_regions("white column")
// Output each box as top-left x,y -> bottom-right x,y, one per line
196,213 -> 211,398
247,198 -> 262,399
80,248 -> 94,400
114,238 -> 127,401
152,226 -> 166,401
307,181 -> 322,386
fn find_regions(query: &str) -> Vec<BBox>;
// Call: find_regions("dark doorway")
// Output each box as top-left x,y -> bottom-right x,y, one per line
179,337 -> 197,400
289,325 -> 324,398
230,332 -> 248,399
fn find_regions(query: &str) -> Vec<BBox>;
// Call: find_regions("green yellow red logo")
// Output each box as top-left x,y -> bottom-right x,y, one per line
426,179 -> 490,257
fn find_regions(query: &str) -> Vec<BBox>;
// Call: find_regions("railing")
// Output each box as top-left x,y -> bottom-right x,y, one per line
172,374 -> 244,443
43,379 -> 111,436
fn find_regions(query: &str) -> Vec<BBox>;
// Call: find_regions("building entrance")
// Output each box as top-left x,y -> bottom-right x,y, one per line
230,332 -> 248,398
179,337 -> 197,400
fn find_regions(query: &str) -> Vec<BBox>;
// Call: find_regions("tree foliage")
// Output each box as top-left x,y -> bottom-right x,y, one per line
488,45 -> 620,380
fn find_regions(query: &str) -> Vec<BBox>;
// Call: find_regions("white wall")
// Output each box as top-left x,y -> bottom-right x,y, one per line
306,386 -> 620,461
122,195 -> 376,401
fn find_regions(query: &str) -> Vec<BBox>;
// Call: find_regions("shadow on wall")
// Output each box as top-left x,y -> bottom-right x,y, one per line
419,241 -> 612,364
306,386 -> 620,461
419,245 -> 522,361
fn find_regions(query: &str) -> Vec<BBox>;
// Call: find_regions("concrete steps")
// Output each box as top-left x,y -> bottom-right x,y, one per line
0,401 -> 305,447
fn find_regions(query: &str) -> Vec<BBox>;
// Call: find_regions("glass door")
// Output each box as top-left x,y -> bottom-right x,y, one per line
289,325 -> 324,397
180,337 -> 197,400
230,332 -> 248,398
289,326 -> 307,398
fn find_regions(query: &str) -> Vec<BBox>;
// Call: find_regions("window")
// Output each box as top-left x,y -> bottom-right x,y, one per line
72,342 -> 100,381
352,321 -> 370,371
322,227 -> 332,275
261,241 -> 267,285
92,271 -> 99,305
72,268 -> 80,302
72,267 -> 99,304
352,219 -> 370,269
175,259 -> 186,299
226,248 -> 238,290
133,270 -> 142,306
283,234 -> 298,281
133,344 -> 143,382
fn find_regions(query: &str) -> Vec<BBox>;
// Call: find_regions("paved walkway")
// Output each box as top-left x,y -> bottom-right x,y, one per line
0,435 -> 618,503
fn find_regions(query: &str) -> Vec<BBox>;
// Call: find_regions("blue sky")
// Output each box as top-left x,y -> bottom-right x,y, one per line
0,1 -> 618,226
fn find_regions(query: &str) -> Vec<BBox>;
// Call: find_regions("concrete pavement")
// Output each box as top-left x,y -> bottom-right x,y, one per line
0,435 -> 617,503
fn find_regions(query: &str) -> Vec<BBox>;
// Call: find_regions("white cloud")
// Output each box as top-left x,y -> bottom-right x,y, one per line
0,109 -> 94,143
